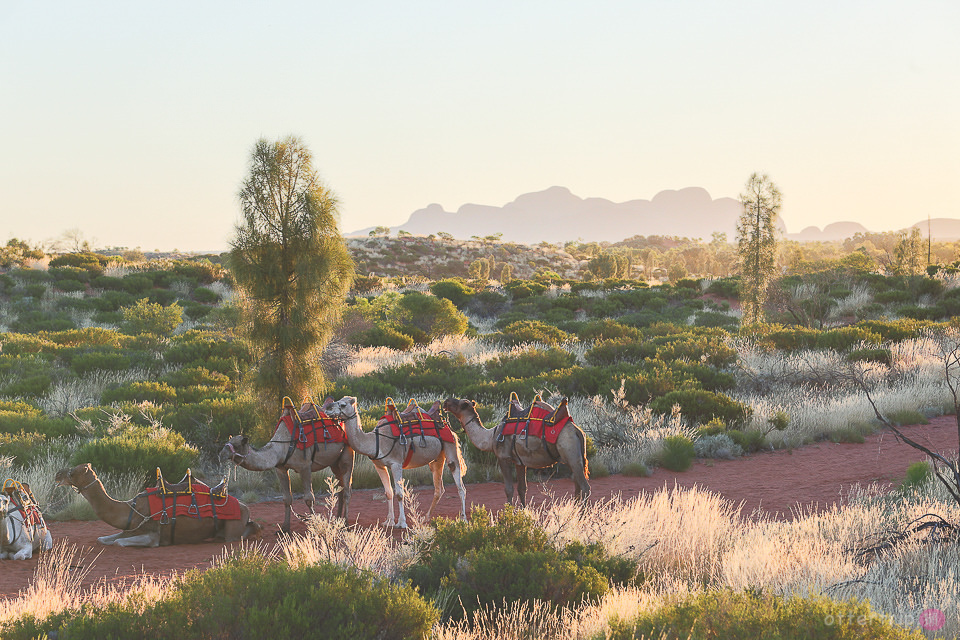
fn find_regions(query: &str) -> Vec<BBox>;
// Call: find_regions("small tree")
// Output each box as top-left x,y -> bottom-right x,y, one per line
736,173 -> 782,324
230,136 -> 354,410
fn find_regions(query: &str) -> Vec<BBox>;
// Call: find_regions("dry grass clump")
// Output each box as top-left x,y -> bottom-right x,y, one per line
0,542 -> 169,625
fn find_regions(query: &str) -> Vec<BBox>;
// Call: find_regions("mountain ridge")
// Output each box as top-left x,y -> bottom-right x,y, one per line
348,186 -> 957,244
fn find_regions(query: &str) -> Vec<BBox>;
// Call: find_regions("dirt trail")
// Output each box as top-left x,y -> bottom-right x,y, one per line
1,417 -> 956,599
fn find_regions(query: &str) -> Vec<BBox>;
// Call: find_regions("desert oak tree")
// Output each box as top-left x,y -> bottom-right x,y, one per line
736,173 -> 782,325
230,136 -> 354,411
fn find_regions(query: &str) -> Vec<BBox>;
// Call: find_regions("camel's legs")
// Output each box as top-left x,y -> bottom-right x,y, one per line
111,532 -> 160,547
372,462 -> 395,527
516,464 -> 528,507
392,463 -> 408,529
275,467 -> 294,533
330,451 -> 353,519
425,458 -> 446,520
447,454 -> 468,520
498,458 -> 515,503
97,531 -> 128,545
297,466 -> 316,515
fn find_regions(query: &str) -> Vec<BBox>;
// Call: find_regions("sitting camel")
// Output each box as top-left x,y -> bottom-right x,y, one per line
0,482 -> 52,560
55,464 -> 261,547
443,395 -> 590,506
219,397 -> 355,532
325,396 -> 467,529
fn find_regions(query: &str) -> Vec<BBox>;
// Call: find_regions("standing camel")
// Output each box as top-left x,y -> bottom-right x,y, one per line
219,398 -> 354,533
443,396 -> 590,506
325,396 -> 467,529
55,464 -> 260,547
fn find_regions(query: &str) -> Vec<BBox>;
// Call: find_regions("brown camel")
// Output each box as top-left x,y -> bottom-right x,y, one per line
218,398 -> 355,532
55,464 -> 261,547
325,396 -> 467,529
443,396 -> 590,506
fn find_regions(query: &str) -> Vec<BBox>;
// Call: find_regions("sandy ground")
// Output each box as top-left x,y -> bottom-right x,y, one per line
1,416 -> 957,599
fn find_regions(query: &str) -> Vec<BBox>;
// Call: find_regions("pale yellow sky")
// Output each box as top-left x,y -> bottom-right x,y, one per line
1,1 -> 957,251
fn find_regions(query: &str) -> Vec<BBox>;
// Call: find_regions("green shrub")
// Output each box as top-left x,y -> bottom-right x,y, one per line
404,506 -> 639,618
705,277 -> 740,299
70,426 -> 199,478
574,319 -> 643,342
430,279 -> 475,308
0,412 -> 77,438
164,331 -> 251,371
601,589 -> 923,640
657,435 -> 695,472
191,286 -> 221,304
847,348 -> 892,366
2,554 -> 437,640
500,320 -> 570,346
121,299 -> 183,336
48,251 -> 109,278
621,461 -> 650,477
347,325 -> 415,350
102,381 -> 177,405
727,429 -> 767,453
159,397 -> 262,446
484,347 -> 577,382
650,390 -> 751,427
469,290 -> 509,317
10,310 -> 75,333
146,288 -> 180,306
900,461 -> 932,490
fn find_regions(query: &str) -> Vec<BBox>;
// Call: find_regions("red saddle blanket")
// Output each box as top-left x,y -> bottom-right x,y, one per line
145,481 -> 243,521
279,413 -> 347,449
381,410 -> 456,444
11,499 -> 45,529
500,405 -> 571,445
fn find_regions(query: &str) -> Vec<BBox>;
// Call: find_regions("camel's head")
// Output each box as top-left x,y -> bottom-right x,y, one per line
442,397 -> 475,415
55,463 -> 97,490
219,435 -> 249,464
326,396 -> 357,419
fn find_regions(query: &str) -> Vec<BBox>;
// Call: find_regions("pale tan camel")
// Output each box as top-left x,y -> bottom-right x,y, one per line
326,396 -> 467,529
443,396 -> 590,506
55,464 -> 261,547
0,486 -> 52,560
219,398 -> 354,532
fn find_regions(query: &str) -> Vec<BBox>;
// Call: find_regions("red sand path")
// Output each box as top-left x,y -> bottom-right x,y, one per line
1,417 -> 957,599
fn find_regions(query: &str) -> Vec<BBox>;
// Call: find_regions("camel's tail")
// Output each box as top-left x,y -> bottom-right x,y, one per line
447,431 -> 468,478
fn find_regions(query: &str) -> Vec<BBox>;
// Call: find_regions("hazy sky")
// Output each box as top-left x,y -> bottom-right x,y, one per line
2,1 -> 957,252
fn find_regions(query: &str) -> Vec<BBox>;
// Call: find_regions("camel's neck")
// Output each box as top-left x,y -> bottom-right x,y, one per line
237,424 -> 289,471
340,413 -> 378,457
80,480 -> 139,530
456,409 -> 496,451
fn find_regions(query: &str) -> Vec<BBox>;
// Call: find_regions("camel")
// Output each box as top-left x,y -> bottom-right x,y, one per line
325,396 -> 467,529
218,398 -> 355,532
55,464 -> 261,547
0,484 -> 52,560
443,396 -> 590,506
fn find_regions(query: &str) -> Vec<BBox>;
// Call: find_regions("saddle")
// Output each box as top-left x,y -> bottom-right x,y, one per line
154,468 -> 227,500
498,393 -> 571,445
382,397 -> 454,443
279,397 -> 348,457
142,468 -> 242,528
2,479 -> 46,529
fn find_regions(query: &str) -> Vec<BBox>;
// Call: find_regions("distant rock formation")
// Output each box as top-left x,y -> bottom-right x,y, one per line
352,186 -> 767,244
348,187 -> 959,245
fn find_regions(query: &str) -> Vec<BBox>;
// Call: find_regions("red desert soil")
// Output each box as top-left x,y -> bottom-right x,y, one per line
2,417 -> 958,599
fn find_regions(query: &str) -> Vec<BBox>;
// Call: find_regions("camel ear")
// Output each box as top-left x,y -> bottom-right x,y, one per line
82,463 -> 92,472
